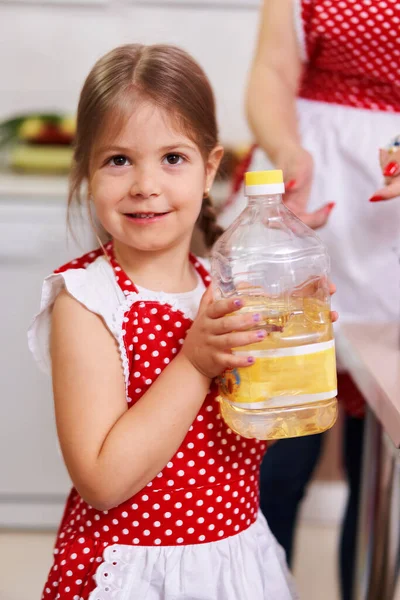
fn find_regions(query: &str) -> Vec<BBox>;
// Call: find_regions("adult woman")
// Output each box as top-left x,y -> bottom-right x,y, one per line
219,2 -> 400,599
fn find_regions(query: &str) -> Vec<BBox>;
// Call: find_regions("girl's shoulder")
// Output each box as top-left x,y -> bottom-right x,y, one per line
28,248 -> 124,375
54,246 -> 105,273
28,250 -> 210,376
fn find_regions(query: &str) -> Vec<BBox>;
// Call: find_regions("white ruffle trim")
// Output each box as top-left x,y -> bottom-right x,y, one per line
28,256 -> 206,394
88,513 -> 298,600
89,545 -> 136,599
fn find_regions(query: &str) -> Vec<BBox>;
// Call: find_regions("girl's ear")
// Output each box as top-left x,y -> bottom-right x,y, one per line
205,145 -> 224,190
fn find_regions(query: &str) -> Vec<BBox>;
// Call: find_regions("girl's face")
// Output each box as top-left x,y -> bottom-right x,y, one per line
89,101 -> 223,254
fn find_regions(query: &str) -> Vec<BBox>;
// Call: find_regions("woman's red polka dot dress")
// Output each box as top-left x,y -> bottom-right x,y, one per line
299,0 -> 400,113
225,0 -> 400,420
29,243 -> 298,599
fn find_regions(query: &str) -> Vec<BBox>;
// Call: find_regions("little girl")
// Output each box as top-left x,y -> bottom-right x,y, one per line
28,44 -> 296,600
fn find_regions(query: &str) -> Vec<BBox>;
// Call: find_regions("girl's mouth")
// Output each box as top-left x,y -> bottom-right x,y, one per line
124,212 -> 170,222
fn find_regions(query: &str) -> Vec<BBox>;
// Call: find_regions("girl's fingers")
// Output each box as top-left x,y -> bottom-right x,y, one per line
212,311 -> 262,335
294,275 -> 334,297
197,285 -> 214,314
218,352 -> 257,370
207,296 -> 244,320
331,311 -> 339,323
214,329 -> 266,350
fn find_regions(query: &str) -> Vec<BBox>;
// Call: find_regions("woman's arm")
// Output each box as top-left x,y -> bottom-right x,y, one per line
246,0 -> 333,228
246,0 -> 302,163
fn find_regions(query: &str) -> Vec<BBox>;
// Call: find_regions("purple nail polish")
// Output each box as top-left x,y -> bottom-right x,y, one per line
253,313 -> 261,322
247,356 -> 255,364
234,300 -> 243,308
257,330 -> 266,339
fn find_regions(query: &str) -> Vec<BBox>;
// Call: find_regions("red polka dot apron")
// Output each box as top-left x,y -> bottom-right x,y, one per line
37,242 -> 276,600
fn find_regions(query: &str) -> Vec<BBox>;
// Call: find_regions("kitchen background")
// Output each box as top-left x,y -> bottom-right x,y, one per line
0,1 -> 348,598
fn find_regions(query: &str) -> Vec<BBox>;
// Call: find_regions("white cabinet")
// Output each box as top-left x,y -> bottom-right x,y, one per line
0,174 -> 227,529
0,175 -> 95,528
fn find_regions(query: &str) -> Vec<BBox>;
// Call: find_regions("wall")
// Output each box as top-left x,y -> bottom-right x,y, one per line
0,0 -> 262,528
0,0 -> 262,144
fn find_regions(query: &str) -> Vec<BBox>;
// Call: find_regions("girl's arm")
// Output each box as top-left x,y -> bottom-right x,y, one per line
246,0 -> 333,228
51,287 -> 262,511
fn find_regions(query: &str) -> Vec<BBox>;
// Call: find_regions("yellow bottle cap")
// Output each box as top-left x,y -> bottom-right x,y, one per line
245,170 -> 285,196
245,170 -> 283,186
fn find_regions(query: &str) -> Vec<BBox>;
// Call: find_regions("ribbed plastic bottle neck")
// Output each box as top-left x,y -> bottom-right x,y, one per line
248,193 -> 283,207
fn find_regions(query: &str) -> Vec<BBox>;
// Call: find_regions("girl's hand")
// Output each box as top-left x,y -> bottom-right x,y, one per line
183,280 -> 339,380
277,146 -> 335,229
369,147 -> 400,203
182,287 -> 267,379
329,281 -> 339,324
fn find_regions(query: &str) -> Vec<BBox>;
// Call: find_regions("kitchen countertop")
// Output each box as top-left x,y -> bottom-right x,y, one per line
0,170 -> 69,199
337,323 -> 400,447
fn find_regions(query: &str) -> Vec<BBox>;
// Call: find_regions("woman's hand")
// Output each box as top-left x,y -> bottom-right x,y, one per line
277,146 -> 335,229
182,287 -> 266,379
369,147 -> 400,203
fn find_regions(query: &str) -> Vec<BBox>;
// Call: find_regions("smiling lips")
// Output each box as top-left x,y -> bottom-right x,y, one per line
124,211 -> 170,222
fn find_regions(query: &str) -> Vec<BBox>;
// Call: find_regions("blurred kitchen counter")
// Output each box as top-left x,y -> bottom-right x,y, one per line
337,323 -> 400,447
337,323 -> 400,599
0,170 -> 68,200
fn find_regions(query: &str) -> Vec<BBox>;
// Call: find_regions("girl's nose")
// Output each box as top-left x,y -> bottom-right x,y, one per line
130,168 -> 161,199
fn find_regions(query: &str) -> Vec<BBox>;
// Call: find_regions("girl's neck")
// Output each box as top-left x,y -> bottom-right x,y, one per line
112,239 -> 198,293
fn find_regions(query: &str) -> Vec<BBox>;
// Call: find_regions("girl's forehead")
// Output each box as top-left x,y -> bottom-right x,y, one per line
97,100 -> 198,149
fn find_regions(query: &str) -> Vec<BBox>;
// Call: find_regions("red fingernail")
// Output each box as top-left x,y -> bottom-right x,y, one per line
326,202 -> 335,211
383,162 -> 400,177
286,179 -> 296,190
369,195 -> 385,202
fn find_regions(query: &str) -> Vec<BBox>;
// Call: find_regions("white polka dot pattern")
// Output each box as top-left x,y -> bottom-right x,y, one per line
44,243 -> 267,599
299,0 -> 400,112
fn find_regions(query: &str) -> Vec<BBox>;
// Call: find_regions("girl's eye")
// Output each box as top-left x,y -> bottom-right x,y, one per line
164,154 -> 184,166
108,155 -> 130,167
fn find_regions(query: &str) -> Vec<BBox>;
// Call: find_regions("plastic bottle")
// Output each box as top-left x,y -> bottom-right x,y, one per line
211,170 -> 337,440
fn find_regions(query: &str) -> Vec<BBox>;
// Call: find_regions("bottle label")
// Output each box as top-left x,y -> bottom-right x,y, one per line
218,340 -> 337,408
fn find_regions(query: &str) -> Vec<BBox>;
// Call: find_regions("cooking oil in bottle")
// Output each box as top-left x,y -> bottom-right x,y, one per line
211,170 -> 337,440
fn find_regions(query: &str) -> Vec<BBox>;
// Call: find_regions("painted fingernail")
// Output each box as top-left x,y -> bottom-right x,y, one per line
326,202 -> 335,211
286,179 -> 296,190
257,330 -> 266,339
253,313 -> 261,322
247,356 -> 255,364
384,162 -> 400,177
234,300 -> 243,308
369,195 -> 385,202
